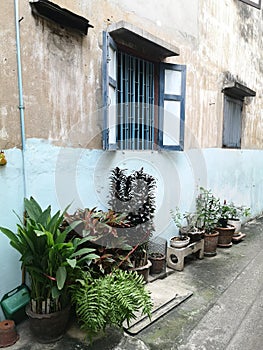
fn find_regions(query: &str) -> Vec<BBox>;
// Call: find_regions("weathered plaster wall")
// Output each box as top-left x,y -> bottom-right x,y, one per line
1,0 -> 262,150
2,139 -> 260,239
194,0 -> 263,149
0,2 -> 21,149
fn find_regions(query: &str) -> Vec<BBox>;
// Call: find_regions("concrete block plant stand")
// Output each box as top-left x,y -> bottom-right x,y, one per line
167,239 -> 204,271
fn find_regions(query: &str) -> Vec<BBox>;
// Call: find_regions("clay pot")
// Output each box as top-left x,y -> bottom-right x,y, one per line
131,260 -> 152,283
149,253 -> 166,275
187,229 -> 205,243
0,320 -> 19,347
204,231 -> 219,257
216,225 -> 235,247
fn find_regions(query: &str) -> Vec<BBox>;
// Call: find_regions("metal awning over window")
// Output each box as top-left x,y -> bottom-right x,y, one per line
107,21 -> 180,61
29,0 -> 93,35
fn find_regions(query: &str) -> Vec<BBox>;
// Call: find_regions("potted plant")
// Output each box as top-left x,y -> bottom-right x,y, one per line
64,207 -> 134,276
181,211 -> 205,243
226,202 -> 250,236
196,187 -> 221,256
169,208 -> 190,248
62,208 -> 154,341
0,197 -> 98,343
215,201 -> 236,247
108,167 -> 157,282
70,269 -> 152,342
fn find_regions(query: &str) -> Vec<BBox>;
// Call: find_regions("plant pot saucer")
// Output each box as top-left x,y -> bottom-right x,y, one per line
217,242 -> 232,248
232,233 -> 240,237
204,251 -> 217,257
232,232 -> 246,243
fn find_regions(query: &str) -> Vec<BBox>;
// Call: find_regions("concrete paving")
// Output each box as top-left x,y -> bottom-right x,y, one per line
4,216 -> 263,349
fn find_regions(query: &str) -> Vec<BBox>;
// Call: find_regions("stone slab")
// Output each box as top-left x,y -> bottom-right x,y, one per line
124,274 -> 193,335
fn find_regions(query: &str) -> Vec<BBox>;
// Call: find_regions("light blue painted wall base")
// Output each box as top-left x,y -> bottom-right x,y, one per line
0,148 -> 24,320
1,139 -> 263,319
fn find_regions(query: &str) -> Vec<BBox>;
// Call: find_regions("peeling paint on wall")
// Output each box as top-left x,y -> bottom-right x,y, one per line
1,0 -> 262,149
1,0 -> 263,318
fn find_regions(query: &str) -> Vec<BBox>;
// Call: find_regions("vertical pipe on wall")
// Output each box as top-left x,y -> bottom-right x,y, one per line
14,0 -> 27,198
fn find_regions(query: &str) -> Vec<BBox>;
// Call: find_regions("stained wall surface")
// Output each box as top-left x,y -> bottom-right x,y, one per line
0,0 -> 262,318
1,0 -> 262,149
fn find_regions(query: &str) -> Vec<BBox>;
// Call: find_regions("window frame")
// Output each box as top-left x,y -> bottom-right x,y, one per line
102,32 -> 118,150
158,63 -> 186,151
222,95 -> 243,149
102,31 -> 186,151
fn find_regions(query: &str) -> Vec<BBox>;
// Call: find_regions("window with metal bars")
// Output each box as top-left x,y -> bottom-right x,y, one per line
102,32 -> 186,151
117,52 -> 155,150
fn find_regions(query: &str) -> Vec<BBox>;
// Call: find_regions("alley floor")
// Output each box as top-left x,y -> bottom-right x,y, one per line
4,215 -> 263,350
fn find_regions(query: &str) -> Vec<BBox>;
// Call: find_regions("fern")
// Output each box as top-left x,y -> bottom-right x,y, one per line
70,270 -> 152,340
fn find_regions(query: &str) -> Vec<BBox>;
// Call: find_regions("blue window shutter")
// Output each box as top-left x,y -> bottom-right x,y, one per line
158,63 -> 186,151
223,96 -> 242,148
102,32 -> 117,150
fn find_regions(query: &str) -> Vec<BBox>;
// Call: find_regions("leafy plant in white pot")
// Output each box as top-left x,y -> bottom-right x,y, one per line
225,202 -> 250,236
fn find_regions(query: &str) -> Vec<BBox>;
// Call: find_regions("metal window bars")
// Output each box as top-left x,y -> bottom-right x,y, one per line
117,52 -> 154,150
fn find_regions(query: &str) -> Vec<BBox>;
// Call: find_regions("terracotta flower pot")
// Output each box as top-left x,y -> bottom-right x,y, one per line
149,254 -> 166,275
216,225 -> 235,247
187,229 -> 205,243
204,231 -> 219,257
131,260 -> 152,283
0,320 -> 19,347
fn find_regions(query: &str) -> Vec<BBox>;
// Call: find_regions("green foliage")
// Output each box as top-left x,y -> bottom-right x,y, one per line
196,188 -> 251,230
70,269 -> 152,340
221,201 -> 251,220
108,167 -> 157,267
65,207 -> 133,275
56,167 -> 157,276
0,197 -> 98,313
170,207 -> 184,229
109,167 -> 156,228
196,187 -> 221,234
170,207 -> 201,238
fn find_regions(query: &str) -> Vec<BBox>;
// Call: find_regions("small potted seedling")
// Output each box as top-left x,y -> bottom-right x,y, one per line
169,208 -> 190,248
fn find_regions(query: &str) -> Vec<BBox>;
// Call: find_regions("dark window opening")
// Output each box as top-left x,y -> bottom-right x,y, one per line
117,52 -> 155,150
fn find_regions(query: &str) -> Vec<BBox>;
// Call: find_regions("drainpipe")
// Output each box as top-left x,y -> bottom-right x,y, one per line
14,0 -> 27,198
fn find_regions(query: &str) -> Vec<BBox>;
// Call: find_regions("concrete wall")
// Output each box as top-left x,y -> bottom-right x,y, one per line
1,0 -> 262,150
0,149 -> 24,320
0,0 -> 263,319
